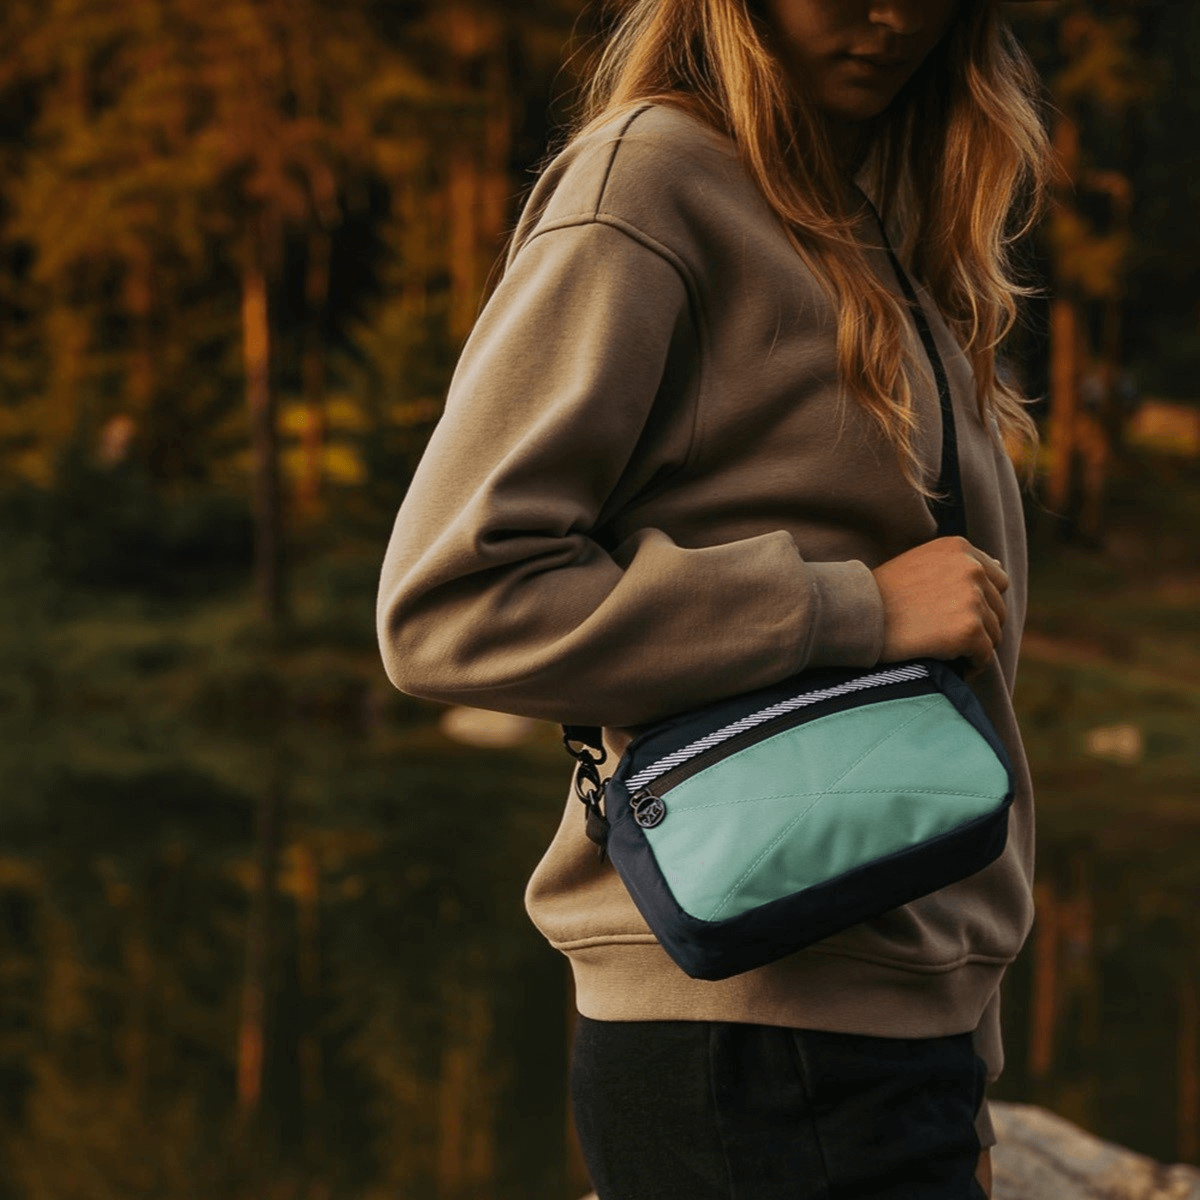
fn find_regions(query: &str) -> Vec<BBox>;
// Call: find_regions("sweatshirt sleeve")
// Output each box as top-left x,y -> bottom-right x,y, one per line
376,218 -> 885,728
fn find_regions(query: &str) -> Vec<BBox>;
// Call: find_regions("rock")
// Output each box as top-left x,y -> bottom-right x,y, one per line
991,1101 -> 1200,1200
575,1103 -> 1200,1200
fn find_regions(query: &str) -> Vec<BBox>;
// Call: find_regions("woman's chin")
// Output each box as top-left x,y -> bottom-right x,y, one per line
819,88 -> 900,124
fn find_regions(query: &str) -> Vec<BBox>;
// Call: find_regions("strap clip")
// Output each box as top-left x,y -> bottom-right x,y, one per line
563,732 -> 610,860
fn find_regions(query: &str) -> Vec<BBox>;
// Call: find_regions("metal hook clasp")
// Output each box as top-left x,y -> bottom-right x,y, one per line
563,735 -> 610,859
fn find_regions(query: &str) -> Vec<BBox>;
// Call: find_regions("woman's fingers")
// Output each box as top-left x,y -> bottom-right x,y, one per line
965,545 -> 1008,651
945,541 -> 1006,655
871,536 -> 1011,666
968,545 -> 1009,594
979,576 -> 1007,637
983,552 -> 1009,594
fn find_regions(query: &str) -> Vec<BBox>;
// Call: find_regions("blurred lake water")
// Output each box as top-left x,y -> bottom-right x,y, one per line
1,637 -> 1199,1197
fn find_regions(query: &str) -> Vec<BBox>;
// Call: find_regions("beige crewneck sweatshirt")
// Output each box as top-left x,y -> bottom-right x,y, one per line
376,103 -> 1037,1151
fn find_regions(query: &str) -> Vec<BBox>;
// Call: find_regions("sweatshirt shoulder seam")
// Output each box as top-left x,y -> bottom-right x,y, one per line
523,212 -> 697,299
594,103 -> 657,217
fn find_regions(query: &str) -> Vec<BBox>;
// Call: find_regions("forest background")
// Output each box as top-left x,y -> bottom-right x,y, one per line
1,0 -> 1196,617
0,1 -> 1198,1198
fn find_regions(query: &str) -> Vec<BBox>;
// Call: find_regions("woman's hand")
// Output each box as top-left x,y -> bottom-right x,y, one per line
871,536 -> 1009,672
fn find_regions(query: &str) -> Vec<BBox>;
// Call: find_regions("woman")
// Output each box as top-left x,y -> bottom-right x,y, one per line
377,1 -> 1051,1196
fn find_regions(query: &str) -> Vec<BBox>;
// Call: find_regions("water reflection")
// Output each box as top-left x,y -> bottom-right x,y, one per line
0,701 -> 576,1199
996,831 -> 1200,1166
2,683 -> 1200,1194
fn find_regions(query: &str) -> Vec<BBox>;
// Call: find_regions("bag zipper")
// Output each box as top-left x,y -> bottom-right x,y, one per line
625,664 -> 931,827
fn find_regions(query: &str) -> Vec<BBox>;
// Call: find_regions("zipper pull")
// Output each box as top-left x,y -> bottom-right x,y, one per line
631,790 -> 666,829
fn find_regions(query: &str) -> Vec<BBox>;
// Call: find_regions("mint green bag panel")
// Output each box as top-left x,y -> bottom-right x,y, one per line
642,693 -> 1012,922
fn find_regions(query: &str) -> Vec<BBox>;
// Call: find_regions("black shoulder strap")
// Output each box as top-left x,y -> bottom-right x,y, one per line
563,196 -> 967,760
562,724 -> 605,754
860,195 -> 967,540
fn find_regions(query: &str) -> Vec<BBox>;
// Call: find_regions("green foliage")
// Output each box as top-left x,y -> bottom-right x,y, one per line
0,459 -> 253,597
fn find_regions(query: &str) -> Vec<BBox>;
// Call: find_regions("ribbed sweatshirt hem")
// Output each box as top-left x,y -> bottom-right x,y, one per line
566,939 -> 1006,1035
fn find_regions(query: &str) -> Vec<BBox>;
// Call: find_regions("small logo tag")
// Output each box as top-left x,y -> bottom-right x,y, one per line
632,792 -> 666,829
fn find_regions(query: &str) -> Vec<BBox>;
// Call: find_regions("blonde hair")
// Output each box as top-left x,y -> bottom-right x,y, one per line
572,0 -> 1052,489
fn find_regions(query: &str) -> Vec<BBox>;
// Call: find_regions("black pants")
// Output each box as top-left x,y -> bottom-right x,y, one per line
571,1017 -> 988,1200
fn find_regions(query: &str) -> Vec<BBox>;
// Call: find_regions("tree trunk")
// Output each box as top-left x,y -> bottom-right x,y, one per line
298,229 -> 330,519
242,252 -> 285,629
479,56 -> 512,288
1046,295 -> 1082,520
446,151 -> 481,344
47,308 -> 89,457
123,249 -> 154,467
43,56 -> 91,464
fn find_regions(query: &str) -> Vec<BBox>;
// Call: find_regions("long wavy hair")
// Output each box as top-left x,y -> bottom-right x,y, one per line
570,0 -> 1052,489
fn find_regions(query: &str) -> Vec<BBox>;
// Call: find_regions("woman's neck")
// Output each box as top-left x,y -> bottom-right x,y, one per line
827,115 -> 870,178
